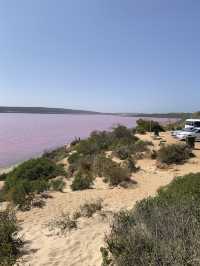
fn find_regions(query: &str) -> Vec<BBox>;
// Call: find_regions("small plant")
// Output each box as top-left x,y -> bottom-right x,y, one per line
104,163 -> 131,186
48,213 -> 77,235
133,140 -> 153,153
71,171 -> 94,191
0,208 -> 23,265
80,199 -> 103,218
50,178 -> 66,192
158,143 -> 192,165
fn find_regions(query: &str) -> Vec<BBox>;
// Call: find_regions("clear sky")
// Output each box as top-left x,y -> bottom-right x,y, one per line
0,0 -> 200,113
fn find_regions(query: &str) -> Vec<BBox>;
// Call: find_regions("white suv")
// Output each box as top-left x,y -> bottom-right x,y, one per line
176,128 -> 200,141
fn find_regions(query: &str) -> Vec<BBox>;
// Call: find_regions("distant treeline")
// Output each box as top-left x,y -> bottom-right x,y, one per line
0,106 -> 100,115
112,112 -> 193,119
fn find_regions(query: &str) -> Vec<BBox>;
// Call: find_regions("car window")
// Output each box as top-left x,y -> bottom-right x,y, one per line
186,121 -> 194,126
194,122 -> 200,127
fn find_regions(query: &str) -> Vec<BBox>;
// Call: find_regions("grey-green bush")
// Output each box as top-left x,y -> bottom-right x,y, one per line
0,208 -> 23,266
71,171 -> 94,191
102,172 -> 200,266
158,143 -> 192,165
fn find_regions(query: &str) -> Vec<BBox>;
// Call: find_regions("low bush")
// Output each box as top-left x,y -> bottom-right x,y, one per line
50,178 -> 66,192
48,213 -> 77,235
133,140 -> 153,153
92,154 -> 111,177
68,152 -> 83,164
79,199 -> 103,218
103,162 -> 131,186
43,147 -> 68,163
113,145 -> 132,160
73,126 -> 137,157
92,155 -> 131,186
102,172 -> 200,266
113,140 -> 153,160
71,171 -> 94,191
0,208 -> 23,266
0,173 -> 7,181
1,158 -> 66,209
157,143 -> 192,165
135,126 -> 146,134
136,119 -> 164,133
6,158 -> 66,182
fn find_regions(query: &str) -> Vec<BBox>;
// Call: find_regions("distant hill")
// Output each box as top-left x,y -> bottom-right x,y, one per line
0,106 -> 100,115
0,107 -> 196,119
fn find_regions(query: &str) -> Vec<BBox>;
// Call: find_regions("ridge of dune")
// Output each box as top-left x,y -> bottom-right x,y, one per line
13,132 -> 200,266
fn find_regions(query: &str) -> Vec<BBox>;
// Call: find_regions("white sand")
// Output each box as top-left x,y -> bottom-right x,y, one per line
13,133 -> 200,266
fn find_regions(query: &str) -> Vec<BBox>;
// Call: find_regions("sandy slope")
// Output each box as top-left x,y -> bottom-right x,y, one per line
13,133 -> 200,266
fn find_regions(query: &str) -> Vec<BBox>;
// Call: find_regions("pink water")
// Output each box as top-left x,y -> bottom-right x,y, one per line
0,114 -> 173,167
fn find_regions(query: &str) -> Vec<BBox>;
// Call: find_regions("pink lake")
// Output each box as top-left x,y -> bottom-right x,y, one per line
0,114 -> 174,167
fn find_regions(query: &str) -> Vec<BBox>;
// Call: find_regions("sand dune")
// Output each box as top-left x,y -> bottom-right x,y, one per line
14,133 -> 200,266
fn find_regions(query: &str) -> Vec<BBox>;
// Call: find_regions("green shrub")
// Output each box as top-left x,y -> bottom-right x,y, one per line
133,140 -> 153,153
68,152 -> 83,164
113,145 -> 131,160
50,178 -> 66,192
71,171 -> 94,191
31,179 -> 50,193
73,126 -> 137,157
102,172 -> 200,266
103,162 -> 131,186
78,155 -> 95,172
157,173 -> 200,203
112,125 -> 133,140
7,158 -> 66,181
136,119 -> 164,133
0,208 -> 23,266
92,155 -> 131,186
158,143 -> 192,165
1,158 -> 66,209
113,140 -> 153,160
0,173 -> 7,181
136,126 -> 146,134
43,147 -> 68,162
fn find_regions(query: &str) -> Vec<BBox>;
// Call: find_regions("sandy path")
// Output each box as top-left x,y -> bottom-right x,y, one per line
16,133 -> 200,266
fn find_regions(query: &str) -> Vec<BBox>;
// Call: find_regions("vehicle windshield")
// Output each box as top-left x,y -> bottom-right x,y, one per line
182,128 -> 195,132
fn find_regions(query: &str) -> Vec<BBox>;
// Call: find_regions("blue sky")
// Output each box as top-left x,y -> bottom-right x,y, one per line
0,0 -> 200,113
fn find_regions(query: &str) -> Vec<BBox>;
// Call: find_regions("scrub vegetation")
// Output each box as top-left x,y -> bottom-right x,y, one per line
66,125 -> 152,189
0,158 -> 67,210
101,173 -> 200,266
